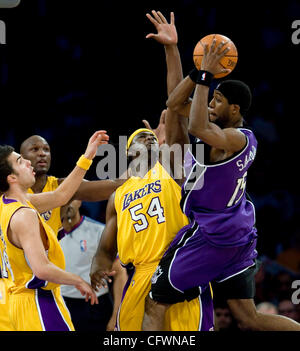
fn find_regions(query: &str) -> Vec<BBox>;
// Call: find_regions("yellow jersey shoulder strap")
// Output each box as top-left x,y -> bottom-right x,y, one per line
0,195 -> 31,235
27,175 -> 59,194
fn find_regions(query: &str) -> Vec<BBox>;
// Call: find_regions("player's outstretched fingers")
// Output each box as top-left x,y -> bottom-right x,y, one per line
146,12 -> 158,26
156,11 -> 168,23
151,10 -> 163,24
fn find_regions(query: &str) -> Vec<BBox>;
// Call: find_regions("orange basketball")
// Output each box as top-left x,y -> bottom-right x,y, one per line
193,34 -> 238,79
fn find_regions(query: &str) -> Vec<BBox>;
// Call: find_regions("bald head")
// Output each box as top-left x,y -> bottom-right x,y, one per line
20,135 -> 51,176
256,302 -> 278,315
20,135 -> 48,154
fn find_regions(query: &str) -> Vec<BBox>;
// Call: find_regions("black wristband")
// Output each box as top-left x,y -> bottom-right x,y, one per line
196,70 -> 214,86
188,67 -> 199,83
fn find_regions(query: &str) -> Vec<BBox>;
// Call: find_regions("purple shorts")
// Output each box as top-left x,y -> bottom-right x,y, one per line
150,221 -> 258,304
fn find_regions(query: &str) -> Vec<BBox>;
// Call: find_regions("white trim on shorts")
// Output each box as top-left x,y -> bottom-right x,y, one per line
198,287 -> 203,331
215,261 -> 256,283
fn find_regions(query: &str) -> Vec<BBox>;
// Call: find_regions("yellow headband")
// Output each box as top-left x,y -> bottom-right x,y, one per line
126,128 -> 158,152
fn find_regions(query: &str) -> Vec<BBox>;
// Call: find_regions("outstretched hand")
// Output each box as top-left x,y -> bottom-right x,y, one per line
84,130 -> 109,160
146,10 -> 177,46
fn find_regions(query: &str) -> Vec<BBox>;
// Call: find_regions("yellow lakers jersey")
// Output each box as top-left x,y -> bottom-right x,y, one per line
115,161 -> 189,267
0,195 -> 65,295
27,176 -> 62,235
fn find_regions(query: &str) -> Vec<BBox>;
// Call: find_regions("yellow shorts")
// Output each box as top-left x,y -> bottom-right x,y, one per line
0,279 -> 14,331
9,287 -> 74,331
117,264 -> 201,331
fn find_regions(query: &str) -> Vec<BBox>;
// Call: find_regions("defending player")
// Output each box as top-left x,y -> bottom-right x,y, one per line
142,34 -> 300,331
90,127 -> 213,331
19,135 -> 64,235
0,130 -> 107,331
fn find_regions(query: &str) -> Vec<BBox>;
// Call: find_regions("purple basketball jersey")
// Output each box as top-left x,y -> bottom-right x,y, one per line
181,128 -> 258,247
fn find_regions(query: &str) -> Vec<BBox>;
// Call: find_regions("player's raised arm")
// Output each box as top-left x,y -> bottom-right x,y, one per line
27,130 -> 109,213
146,11 -> 181,94
188,39 -> 246,152
145,10 -> 188,184
90,192 -> 118,291
146,10 -> 190,138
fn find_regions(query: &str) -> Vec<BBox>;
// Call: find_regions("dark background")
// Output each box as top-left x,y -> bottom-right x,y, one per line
0,0 -> 300,260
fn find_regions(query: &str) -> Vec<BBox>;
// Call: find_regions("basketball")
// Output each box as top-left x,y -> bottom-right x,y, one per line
193,34 -> 238,79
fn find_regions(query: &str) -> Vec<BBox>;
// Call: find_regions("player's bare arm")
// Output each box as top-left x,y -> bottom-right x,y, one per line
60,178 -> 127,202
189,40 -> 246,152
90,192 -> 118,291
9,207 -> 98,305
146,10 -> 188,184
166,77 -> 194,117
161,14 -> 189,150
146,10 -> 192,118
163,108 -> 186,186
146,11 -> 182,93
27,130 -> 109,213
106,258 -> 128,331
